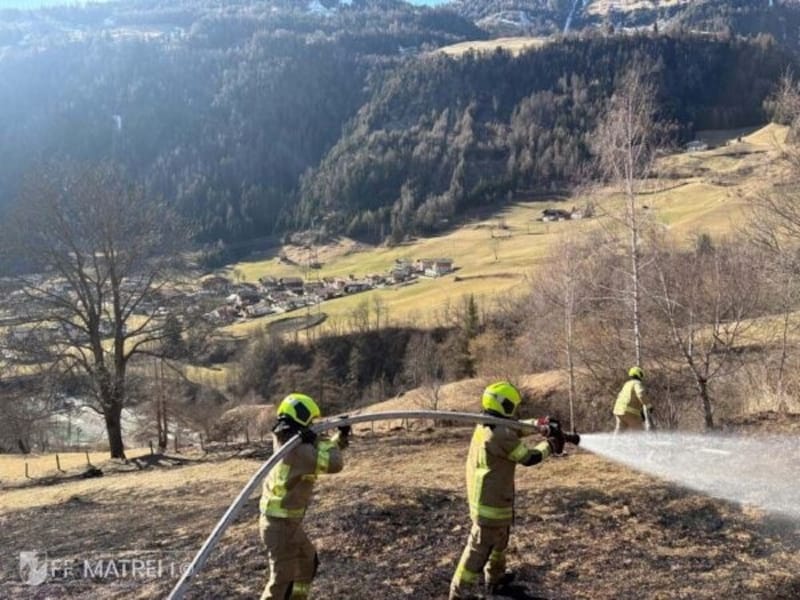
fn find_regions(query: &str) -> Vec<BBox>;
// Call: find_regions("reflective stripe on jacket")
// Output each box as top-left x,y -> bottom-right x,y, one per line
466,424 -> 548,527
613,379 -> 646,417
260,435 -> 343,519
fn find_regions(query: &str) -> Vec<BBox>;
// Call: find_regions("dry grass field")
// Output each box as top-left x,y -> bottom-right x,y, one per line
2,418 -> 799,599
585,0 -> 693,17
0,448 -> 148,484
437,37 -> 551,57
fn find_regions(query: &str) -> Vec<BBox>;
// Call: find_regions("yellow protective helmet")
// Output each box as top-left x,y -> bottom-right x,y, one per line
628,366 -> 644,380
276,393 -> 321,427
481,381 -> 522,417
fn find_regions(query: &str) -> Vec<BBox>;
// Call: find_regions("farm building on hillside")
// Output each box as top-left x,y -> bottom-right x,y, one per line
414,258 -> 455,277
541,208 -> 572,222
343,281 -> 371,294
685,140 -> 708,152
279,277 -> 305,294
245,302 -> 274,318
391,263 -> 414,282
201,275 -> 231,293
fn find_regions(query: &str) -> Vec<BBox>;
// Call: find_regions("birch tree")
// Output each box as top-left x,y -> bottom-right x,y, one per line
593,65 -> 662,366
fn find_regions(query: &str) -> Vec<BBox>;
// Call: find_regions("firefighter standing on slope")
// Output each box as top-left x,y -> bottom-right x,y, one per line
258,393 -> 350,600
612,366 -> 653,434
449,381 -> 580,600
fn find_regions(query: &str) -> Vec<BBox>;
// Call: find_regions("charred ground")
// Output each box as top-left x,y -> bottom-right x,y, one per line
2,418 -> 800,599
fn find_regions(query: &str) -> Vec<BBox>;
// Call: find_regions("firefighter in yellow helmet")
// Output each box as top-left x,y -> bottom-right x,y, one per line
612,366 -> 653,433
258,393 -> 350,600
449,381 -> 579,599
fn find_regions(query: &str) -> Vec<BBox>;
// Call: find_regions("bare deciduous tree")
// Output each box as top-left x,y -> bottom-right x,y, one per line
593,65 -> 663,366
347,299 -> 371,333
650,237 -> 765,429
747,73 -> 800,403
0,374 -> 63,454
536,230 -> 598,430
402,332 -> 445,410
0,163 -> 191,458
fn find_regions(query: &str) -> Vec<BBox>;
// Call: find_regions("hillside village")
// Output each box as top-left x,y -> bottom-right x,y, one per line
0,257 -> 457,348
202,257 -> 455,324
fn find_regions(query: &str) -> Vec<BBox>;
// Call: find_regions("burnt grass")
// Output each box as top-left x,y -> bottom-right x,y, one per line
2,430 -> 800,599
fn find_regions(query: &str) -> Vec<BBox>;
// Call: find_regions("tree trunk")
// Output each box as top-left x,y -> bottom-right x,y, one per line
158,397 -> 168,453
104,403 -> 126,459
698,378 -> 714,430
628,193 -> 643,366
565,290 -> 576,432
157,359 -> 168,452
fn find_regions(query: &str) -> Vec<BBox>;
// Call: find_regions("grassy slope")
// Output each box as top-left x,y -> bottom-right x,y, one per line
1,426 -> 799,599
184,124 -> 788,390
169,123 -> 787,395
437,36 -> 551,56
0,449 -> 148,484
223,202 -> 566,338
219,124 -> 787,343
586,0 -> 693,17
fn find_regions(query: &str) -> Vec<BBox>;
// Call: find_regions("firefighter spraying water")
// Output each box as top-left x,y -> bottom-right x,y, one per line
167,405 -> 580,600
168,404 -> 798,600
449,381 -> 580,599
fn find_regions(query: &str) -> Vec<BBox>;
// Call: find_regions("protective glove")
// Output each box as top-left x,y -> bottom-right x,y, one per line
564,431 -> 581,446
299,427 -> 317,445
337,415 -> 352,439
546,417 -> 562,437
534,416 -> 561,437
335,425 -> 351,449
534,416 -> 565,454
546,430 -> 565,455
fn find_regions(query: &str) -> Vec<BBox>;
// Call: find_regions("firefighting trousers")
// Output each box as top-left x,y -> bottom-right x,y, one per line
614,412 -> 644,434
260,515 -> 317,600
450,523 -> 510,598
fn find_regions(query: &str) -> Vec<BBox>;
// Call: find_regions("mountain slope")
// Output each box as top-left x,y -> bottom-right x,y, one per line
453,0 -> 800,44
0,0 -> 485,244
1,1 -> 799,249
297,33 -> 791,243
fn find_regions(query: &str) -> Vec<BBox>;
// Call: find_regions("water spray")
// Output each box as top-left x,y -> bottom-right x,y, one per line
580,431 -> 800,520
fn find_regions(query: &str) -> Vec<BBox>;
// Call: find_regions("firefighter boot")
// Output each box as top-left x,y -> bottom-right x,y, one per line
485,571 -> 516,595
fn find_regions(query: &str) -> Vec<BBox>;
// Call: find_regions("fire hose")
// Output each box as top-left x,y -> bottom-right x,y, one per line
167,409 -> 577,600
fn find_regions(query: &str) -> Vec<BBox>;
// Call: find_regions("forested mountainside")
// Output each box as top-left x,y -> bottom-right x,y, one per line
298,34 -> 791,243
459,0 -> 800,46
0,0 -> 797,250
0,0 -> 483,244
673,0 -> 800,50
452,0 -> 574,35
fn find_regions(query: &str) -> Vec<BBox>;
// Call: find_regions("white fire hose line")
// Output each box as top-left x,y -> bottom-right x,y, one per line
167,410 -> 551,600
697,447 -> 733,456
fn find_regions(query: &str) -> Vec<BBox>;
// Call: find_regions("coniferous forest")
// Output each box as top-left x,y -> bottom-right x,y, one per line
0,0 -> 798,248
